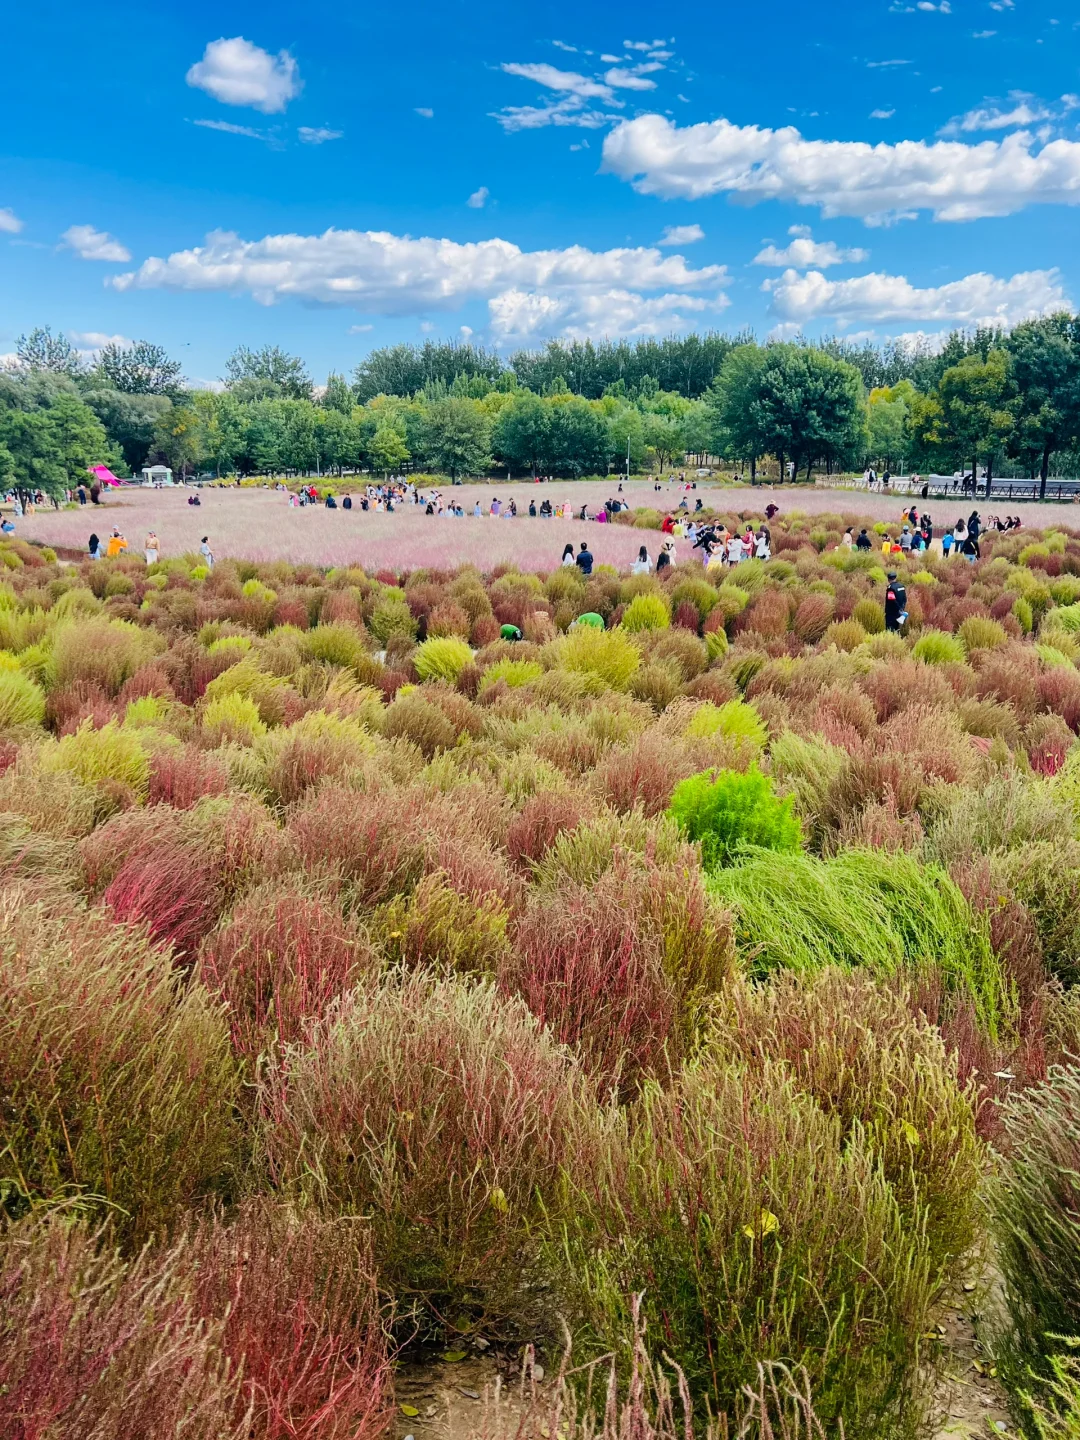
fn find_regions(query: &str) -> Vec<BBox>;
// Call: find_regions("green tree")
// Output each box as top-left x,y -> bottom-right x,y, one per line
150,404 -> 202,478
492,391 -> 551,477
546,396 -> 609,477
83,388 -> 172,471
752,346 -> 866,480
1006,314 -> 1080,497
321,371 -> 354,415
937,349 -> 1016,497
93,340 -> 185,397
368,423 -> 410,475
224,345 -> 313,401
421,397 -> 490,480
705,343 -> 768,477
15,326 -> 81,376
642,411 -> 685,473
866,387 -> 910,470
0,392 -> 110,501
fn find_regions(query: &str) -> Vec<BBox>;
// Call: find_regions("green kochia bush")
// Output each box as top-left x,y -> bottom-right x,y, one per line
990,1065 -> 1080,1407
413,635 -> 474,682
557,1057 -> 937,1439
668,766 -> 801,870
708,847 -> 1010,1038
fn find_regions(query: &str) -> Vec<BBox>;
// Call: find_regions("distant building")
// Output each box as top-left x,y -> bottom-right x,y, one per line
141,464 -> 174,486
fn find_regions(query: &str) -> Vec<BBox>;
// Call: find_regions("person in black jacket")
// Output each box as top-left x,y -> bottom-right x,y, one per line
855,528 -> 872,551
884,571 -> 908,631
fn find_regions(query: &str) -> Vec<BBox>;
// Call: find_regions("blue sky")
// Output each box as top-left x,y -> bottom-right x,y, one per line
2,0 -> 1078,385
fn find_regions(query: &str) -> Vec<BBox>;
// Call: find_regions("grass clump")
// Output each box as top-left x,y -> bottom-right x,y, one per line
0,667 -> 46,729
668,766 -> 801,870
414,635 -> 474,683
913,629 -> 967,665
621,593 -> 671,633
547,626 -> 641,691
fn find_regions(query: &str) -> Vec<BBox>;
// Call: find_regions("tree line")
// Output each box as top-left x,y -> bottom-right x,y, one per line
2,317 -> 1079,498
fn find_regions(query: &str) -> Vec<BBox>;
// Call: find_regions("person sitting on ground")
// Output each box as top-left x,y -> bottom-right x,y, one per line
325,493 -> 337,508
342,494 -> 352,510
575,541 -> 594,576
529,500 -> 537,517
500,623 -> 523,642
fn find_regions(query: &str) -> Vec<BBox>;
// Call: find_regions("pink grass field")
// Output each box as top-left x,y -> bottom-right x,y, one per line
19,479 -> 1080,569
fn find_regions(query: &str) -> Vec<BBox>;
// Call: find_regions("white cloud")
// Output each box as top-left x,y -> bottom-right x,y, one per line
601,113 -> 1080,222
990,0 -> 1014,8
186,37 -> 300,113
348,324 -> 374,333
867,58 -> 911,67
917,2 -> 951,11
603,63 -> 664,92
0,207 -> 23,234
501,62 -> 617,104
939,93 -> 1079,135
61,224 -> 131,263
415,107 -> 434,118
194,118 -> 267,140
788,224 -> 812,237
112,227 -> 726,309
973,29 -> 997,37
492,97 -> 614,131
870,108 -> 895,119
110,225 -> 729,343
764,265 -> 1069,328
658,223 -> 705,245
299,126 -> 343,144
68,331 -> 133,357
467,186 -> 490,208
460,325 -> 474,337
489,287 -> 724,340
623,38 -> 667,51
753,235 -> 869,268
648,50 -> 673,60
552,40 -> 578,51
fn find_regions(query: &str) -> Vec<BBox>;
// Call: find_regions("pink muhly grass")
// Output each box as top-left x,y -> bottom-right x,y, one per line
199,886 -> 375,1060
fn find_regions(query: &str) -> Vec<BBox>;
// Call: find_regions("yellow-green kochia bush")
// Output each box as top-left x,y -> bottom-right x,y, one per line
668,765 -> 801,869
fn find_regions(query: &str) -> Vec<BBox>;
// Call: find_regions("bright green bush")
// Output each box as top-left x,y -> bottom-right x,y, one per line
852,597 -> 886,634
547,626 -> 641,691
203,692 -> 267,747
413,636 -> 474,683
304,622 -> 370,669
913,629 -> 966,665
479,656 -> 544,690
0,669 -> 46,730
369,591 -> 417,646
958,614 -> 1009,653
668,766 -> 801,870
39,720 -> 150,804
683,698 -> 768,753
620,593 -> 671,633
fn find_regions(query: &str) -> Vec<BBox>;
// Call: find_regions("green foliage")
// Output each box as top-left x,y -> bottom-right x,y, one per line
620,593 -> 671,632
413,636 -> 474,683
40,720 -> 150,805
958,614 -> 1009,653
913,629 -> 967,665
668,766 -> 801,870
547,626 -> 641,690
683,697 -> 767,752
0,668 -> 45,729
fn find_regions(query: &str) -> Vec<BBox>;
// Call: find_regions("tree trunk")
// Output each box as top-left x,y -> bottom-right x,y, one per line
806,457 -> 813,483
750,455 -> 757,483
778,451 -> 784,483
985,452 -> 993,499
1040,445 -> 1051,501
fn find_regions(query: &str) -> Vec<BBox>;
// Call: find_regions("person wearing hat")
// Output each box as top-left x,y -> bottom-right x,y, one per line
885,571 -> 908,631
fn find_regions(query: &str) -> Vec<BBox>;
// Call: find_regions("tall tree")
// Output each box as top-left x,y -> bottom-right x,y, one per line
15,326 -> 81,376
1006,314 -> 1080,497
93,340 -> 185,397
0,392 -> 110,501
704,344 -> 768,477
83,388 -> 172,471
937,349 -> 1016,497
545,397 -> 608,477
420,397 -> 491,480
492,391 -> 551,477
224,345 -> 313,401
321,371 -> 354,414
750,346 -> 866,480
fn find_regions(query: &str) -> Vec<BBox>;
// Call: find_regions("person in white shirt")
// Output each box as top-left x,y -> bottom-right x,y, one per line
726,533 -> 745,566
631,545 -> 653,575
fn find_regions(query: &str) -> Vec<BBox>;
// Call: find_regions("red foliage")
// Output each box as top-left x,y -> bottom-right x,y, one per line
288,785 -> 427,904
595,732 -> 693,817
1038,665 -> 1080,731
506,789 -> 589,868
148,745 -> 230,809
471,615 -> 500,647
200,888 -> 373,1059
672,600 -> 701,633
104,832 -> 223,962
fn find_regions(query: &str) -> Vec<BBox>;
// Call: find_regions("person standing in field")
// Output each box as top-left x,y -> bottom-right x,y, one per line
200,536 -> 214,569
106,528 -> 128,558
575,541 -> 594,576
144,531 -> 160,565
561,543 -> 575,566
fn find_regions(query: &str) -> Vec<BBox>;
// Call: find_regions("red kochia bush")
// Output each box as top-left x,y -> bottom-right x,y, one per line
148,744 -> 231,808
104,831 -> 222,962
200,885 -> 376,1061
506,857 -> 732,1094
288,785 -> 427,904
187,1202 -> 393,1440
506,788 -> 589,868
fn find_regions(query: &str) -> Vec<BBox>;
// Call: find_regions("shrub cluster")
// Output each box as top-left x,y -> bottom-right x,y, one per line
4,511 -> 1080,1435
